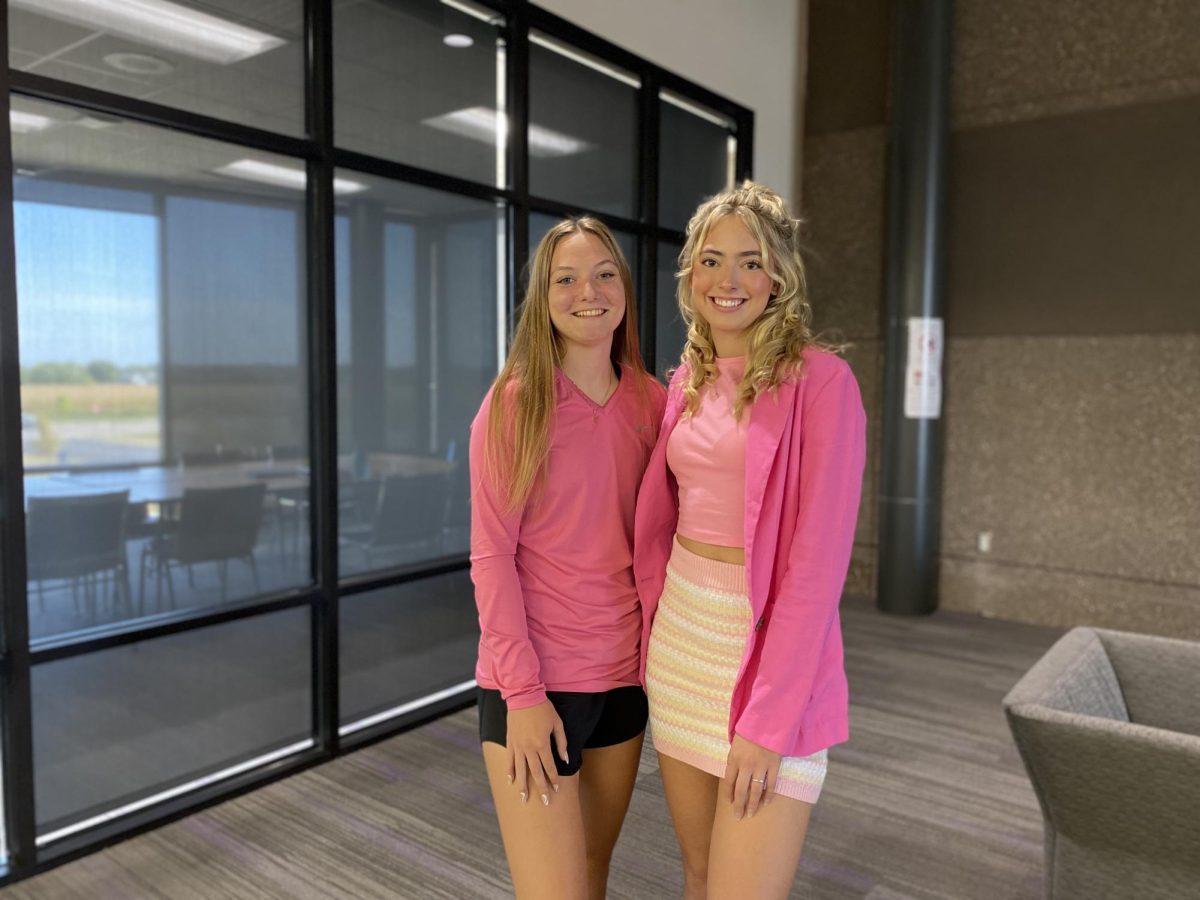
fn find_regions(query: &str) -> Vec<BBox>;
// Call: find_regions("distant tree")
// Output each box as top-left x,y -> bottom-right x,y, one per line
25,362 -> 93,384
86,360 -> 120,383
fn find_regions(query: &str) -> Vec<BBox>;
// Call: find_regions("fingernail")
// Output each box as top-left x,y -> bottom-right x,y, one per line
506,774 -> 513,784
552,784 -> 559,793
520,791 -> 527,803
541,794 -> 549,806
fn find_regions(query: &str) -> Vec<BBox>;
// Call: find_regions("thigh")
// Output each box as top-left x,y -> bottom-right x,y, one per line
707,787 -> 814,900
578,731 -> 644,859
483,741 -> 588,900
657,752 -> 720,867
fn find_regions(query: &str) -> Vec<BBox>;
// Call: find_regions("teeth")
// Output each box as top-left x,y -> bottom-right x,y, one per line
573,309 -> 606,317
712,298 -> 745,308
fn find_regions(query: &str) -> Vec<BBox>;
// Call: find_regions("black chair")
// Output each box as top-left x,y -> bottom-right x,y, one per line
26,491 -> 132,620
139,483 -> 266,610
340,473 -> 447,568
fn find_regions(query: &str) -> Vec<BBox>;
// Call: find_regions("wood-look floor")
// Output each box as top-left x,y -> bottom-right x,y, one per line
2,598 -> 1061,899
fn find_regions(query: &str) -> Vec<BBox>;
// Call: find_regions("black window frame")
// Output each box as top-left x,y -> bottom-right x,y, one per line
0,0 -> 752,882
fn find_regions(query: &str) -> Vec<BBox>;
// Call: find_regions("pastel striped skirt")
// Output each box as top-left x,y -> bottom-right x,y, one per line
645,537 -> 827,804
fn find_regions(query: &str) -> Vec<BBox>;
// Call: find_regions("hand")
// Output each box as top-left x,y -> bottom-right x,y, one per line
724,733 -> 781,820
505,700 -> 569,807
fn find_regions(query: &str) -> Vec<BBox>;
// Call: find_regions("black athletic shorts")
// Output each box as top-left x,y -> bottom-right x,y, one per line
477,685 -> 648,777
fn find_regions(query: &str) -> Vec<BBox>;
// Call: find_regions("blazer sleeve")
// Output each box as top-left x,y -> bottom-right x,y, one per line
734,360 -> 866,754
468,390 -> 547,710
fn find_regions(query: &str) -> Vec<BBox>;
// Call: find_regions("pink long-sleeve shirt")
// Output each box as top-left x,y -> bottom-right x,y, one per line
470,366 -> 667,710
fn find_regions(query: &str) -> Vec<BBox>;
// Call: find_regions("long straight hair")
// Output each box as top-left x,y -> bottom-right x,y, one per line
485,217 -> 651,511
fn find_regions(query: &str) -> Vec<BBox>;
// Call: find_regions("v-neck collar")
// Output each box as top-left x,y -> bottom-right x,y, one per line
558,363 -> 624,411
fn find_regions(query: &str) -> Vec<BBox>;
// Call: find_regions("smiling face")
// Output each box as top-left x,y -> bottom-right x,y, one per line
547,231 -> 627,355
690,214 -> 773,357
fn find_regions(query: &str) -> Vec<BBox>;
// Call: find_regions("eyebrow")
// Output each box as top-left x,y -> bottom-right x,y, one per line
700,247 -> 760,258
552,259 -> 617,273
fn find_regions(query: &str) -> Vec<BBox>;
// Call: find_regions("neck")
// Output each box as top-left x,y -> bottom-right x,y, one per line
712,333 -> 747,358
559,341 -> 616,390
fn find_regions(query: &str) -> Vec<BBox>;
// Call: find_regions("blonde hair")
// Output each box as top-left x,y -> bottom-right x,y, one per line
673,180 -> 841,418
485,217 -> 651,511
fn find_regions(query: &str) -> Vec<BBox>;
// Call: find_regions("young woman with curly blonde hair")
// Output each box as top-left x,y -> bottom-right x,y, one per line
470,217 -> 666,899
634,182 -> 866,898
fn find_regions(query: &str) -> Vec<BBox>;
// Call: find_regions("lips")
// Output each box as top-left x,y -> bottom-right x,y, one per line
572,308 -> 608,317
710,296 -> 747,310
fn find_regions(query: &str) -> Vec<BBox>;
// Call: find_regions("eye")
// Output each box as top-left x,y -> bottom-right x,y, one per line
556,275 -> 575,286
744,260 -> 762,270
597,270 -> 617,280
700,257 -> 718,268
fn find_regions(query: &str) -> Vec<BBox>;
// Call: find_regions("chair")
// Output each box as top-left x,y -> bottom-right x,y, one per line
340,473 -> 447,568
26,491 -> 132,619
1003,627 -> 1200,899
139,483 -> 266,610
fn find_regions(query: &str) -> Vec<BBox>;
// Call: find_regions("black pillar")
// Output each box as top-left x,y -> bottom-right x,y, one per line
877,0 -> 953,616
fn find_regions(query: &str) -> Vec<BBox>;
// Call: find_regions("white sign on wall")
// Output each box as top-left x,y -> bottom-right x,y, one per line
904,317 -> 943,419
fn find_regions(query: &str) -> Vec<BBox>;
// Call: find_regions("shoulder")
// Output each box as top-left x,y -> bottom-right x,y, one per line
786,348 -> 858,401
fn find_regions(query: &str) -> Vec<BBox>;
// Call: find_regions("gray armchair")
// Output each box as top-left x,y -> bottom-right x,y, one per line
1003,626 -> 1200,899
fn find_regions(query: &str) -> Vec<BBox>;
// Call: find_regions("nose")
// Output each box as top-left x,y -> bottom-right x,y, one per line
581,279 -> 598,301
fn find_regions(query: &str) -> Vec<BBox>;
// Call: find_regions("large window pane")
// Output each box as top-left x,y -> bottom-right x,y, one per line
529,33 -> 637,217
14,97 -> 312,640
335,0 -> 506,186
656,241 -> 686,380
340,570 -> 479,730
8,1 -> 303,136
31,606 -> 311,838
336,174 -> 502,578
659,92 -> 736,231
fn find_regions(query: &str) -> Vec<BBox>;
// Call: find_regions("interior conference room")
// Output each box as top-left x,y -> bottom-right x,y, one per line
0,0 -> 1196,897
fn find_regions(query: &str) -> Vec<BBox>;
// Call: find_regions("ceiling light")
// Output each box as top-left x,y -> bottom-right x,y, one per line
9,110 -> 56,133
215,160 -> 367,195
439,0 -> 500,25
11,0 -> 286,65
443,33 -> 474,49
423,106 -> 592,158
104,51 -> 175,76
529,32 -> 640,89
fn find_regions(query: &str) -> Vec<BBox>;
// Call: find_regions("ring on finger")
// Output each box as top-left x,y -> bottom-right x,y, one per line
750,776 -> 767,786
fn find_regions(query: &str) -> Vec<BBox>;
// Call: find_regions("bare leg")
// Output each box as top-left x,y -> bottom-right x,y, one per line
577,732 -> 645,900
657,753 -> 719,900
706,782 -> 813,900
483,741 -> 588,900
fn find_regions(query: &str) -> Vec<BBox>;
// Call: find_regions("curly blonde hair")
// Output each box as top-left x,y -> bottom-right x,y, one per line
672,181 -> 840,418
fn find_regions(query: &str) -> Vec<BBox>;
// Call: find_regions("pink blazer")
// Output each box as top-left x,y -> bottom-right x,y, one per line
633,348 -> 866,757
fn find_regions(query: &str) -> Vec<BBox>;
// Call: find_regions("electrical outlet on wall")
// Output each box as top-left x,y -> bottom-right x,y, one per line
977,531 -> 993,554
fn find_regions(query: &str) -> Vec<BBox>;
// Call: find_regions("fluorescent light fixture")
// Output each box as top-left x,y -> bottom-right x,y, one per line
424,106 -> 592,158
215,159 -> 367,195
443,33 -> 474,48
530,32 -> 640,89
661,89 -> 736,130
11,0 -> 286,65
339,679 -> 477,737
9,110 -> 56,133
36,739 -> 314,846
439,0 -> 501,25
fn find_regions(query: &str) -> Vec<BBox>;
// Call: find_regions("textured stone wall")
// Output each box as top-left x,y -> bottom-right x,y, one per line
803,0 -> 1200,636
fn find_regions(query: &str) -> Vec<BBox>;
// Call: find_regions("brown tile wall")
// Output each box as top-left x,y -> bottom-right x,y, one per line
803,0 -> 1200,634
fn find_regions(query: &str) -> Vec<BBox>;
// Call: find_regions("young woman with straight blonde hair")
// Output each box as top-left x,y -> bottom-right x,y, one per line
470,217 -> 666,899
634,182 -> 866,898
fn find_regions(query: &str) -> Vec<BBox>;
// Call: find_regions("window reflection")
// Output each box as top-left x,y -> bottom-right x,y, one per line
13,100 -> 312,639
336,174 -> 502,578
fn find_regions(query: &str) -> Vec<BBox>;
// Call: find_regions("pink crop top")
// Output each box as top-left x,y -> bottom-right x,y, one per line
666,356 -> 748,547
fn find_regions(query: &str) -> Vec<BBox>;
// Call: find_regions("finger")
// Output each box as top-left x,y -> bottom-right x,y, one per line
505,746 -> 516,786
553,719 -> 569,765
535,747 -> 559,804
525,749 -> 550,806
763,765 -> 778,806
514,753 -> 529,803
731,769 -> 751,820
746,773 -> 766,818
